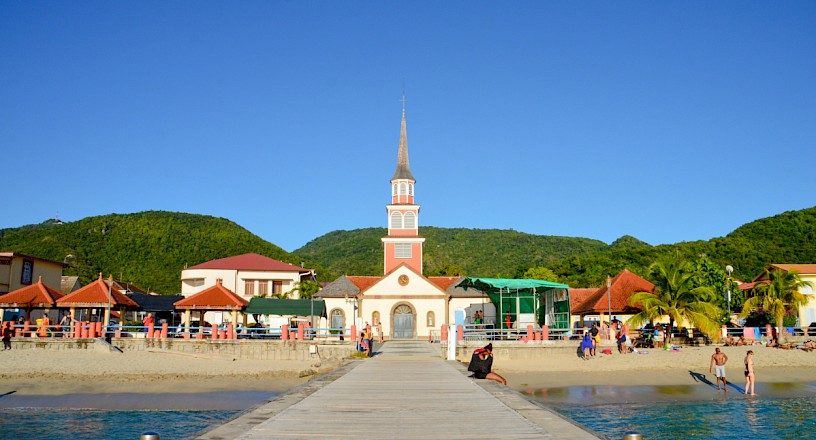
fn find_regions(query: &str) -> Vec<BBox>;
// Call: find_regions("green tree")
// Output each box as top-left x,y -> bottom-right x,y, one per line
627,259 -> 722,340
739,269 -> 813,333
287,280 -> 322,300
521,266 -> 559,282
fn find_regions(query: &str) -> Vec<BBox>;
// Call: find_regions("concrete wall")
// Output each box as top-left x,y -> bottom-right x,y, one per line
8,338 -> 356,360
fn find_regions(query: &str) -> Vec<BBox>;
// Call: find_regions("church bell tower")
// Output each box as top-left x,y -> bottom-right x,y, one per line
382,101 -> 425,274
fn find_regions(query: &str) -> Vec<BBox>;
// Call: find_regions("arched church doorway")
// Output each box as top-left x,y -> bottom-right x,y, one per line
392,303 -> 415,339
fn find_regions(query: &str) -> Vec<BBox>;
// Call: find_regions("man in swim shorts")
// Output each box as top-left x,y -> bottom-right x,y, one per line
709,347 -> 729,392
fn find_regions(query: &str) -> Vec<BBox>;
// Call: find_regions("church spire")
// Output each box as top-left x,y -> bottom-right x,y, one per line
392,97 -> 415,181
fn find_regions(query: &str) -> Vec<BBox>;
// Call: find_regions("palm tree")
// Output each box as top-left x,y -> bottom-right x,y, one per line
739,269 -> 813,334
627,259 -> 722,340
287,280 -> 322,300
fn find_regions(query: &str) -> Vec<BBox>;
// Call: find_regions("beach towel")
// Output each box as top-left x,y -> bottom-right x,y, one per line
754,327 -> 761,340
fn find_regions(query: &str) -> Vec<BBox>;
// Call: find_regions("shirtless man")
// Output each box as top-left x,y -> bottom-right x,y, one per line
709,347 -> 729,392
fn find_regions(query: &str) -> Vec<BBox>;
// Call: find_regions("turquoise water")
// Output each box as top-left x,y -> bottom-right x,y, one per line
0,408 -> 239,439
0,391 -> 276,439
553,394 -> 816,439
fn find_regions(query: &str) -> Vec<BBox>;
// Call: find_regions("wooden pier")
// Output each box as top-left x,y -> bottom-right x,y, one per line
197,340 -> 602,439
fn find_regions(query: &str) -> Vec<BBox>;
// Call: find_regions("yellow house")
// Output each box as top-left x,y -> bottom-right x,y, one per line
0,252 -> 65,295
746,264 -> 816,327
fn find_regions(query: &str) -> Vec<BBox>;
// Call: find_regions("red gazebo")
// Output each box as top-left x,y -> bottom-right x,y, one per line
56,274 -> 140,329
0,277 -> 65,336
174,278 -> 248,338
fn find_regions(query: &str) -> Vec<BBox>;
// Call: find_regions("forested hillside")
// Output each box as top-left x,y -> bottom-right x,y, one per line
0,211 -> 328,294
296,227 -> 610,277
549,207 -> 816,287
3,206 -> 813,295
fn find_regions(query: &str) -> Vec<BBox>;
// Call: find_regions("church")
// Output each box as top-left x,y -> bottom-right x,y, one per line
319,105 -> 494,339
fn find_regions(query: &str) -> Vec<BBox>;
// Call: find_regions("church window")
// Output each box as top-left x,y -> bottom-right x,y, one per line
372,311 -> 380,325
395,243 -> 412,259
390,211 -> 403,229
399,183 -> 407,195
330,309 -> 345,329
392,183 -> 397,196
403,212 -> 416,229
409,184 -> 413,196
426,311 -> 435,327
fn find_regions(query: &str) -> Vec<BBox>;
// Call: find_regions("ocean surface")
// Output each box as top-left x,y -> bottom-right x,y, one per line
0,391 -> 277,440
528,383 -> 816,439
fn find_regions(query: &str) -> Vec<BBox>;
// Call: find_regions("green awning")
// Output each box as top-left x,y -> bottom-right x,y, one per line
456,277 -> 570,328
245,298 -> 326,317
457,277 -> 568,292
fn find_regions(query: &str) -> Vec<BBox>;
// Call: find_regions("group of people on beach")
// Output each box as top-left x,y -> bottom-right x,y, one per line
709,347 -> 756,395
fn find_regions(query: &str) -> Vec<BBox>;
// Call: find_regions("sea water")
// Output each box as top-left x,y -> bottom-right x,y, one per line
0,408 -> 239,439
538,385 -> 816,439
0,391 -> 277,440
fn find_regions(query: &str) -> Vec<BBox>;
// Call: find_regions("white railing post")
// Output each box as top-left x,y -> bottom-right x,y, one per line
447,324 -> 456,360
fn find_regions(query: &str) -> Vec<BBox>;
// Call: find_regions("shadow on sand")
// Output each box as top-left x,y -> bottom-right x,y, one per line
689,370 -> 745,393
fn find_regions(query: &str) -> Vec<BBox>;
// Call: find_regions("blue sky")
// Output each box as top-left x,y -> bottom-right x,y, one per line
2,2 -> 815,252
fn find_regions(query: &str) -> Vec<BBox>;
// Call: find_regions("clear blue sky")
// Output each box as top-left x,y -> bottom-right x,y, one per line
2,2 -> 815,252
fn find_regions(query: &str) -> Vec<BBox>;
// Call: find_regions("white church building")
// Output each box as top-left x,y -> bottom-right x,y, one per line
320,106 -> 496,339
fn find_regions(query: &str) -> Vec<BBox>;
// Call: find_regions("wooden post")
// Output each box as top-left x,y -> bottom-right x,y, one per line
542,325 -> 549,341
161,323 -> 169,339
281,324 -> 289,340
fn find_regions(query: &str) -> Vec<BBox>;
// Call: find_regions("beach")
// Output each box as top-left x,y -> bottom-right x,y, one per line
498,344 -> 816,390
0,349 -> 344,396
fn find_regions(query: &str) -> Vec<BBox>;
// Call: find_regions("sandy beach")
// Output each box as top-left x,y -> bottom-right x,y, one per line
498,345 -> 816,390
0,349 -> 345,395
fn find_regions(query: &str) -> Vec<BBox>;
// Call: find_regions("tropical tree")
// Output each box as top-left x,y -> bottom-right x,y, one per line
739,269 -> 813,333
287,280 -> 322,300
521,266 -> 559,282
627,259 -> 723,340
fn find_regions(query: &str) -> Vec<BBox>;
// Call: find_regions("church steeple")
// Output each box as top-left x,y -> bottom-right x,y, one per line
391,107 -> 415,181
382,98 -> 424,275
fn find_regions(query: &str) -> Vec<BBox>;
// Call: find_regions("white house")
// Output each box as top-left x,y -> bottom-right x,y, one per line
181,253 -> 315,300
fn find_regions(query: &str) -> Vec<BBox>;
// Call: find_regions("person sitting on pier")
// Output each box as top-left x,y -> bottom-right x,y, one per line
358,332 -> 370,357
467,343 -> 507,385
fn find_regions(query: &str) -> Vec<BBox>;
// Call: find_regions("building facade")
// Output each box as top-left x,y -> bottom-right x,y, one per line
0,252 -> 64,295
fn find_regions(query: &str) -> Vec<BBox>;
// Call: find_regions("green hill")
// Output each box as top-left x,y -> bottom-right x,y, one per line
3,206 -> 814,295
0,211 -> 327,294
295,227 -> 609,277
549,206 -> 816,287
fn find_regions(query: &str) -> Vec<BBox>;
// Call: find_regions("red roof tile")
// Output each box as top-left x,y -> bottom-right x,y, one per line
0,278 -> 64,307
347,276 -> 382,292
572,269 -> 654,315
57,275 -> 140,308
428,276 -> 461,291
568,288 -> 597,311
174,279 -> 248,310
187,253 -> 307,272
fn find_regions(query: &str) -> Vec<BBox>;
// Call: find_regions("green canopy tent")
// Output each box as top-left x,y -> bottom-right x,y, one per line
245,298 -> 327,318
456,277 -> 570,329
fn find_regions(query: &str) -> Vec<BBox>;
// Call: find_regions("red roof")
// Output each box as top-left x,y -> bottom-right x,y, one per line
572,269 -> 654,315
57,275 -> 140,308
0,278 -> 64,307
568,288 -> 597,311
428,276 -> 461,291
347,276 -> 382,292
174,279 -> 248,310
771,264 -> 816,274
187,253 -> 308,272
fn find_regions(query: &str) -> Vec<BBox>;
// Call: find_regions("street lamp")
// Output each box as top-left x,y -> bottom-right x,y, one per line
344,294 -> 359,331
725,265 -> 734,321
606,275 -> 612,339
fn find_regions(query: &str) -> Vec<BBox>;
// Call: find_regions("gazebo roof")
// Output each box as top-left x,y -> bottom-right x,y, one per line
174,279 -> 248,311
56,274 -> 140,309
572,269 -> 654,315
0,277 -> 64,308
